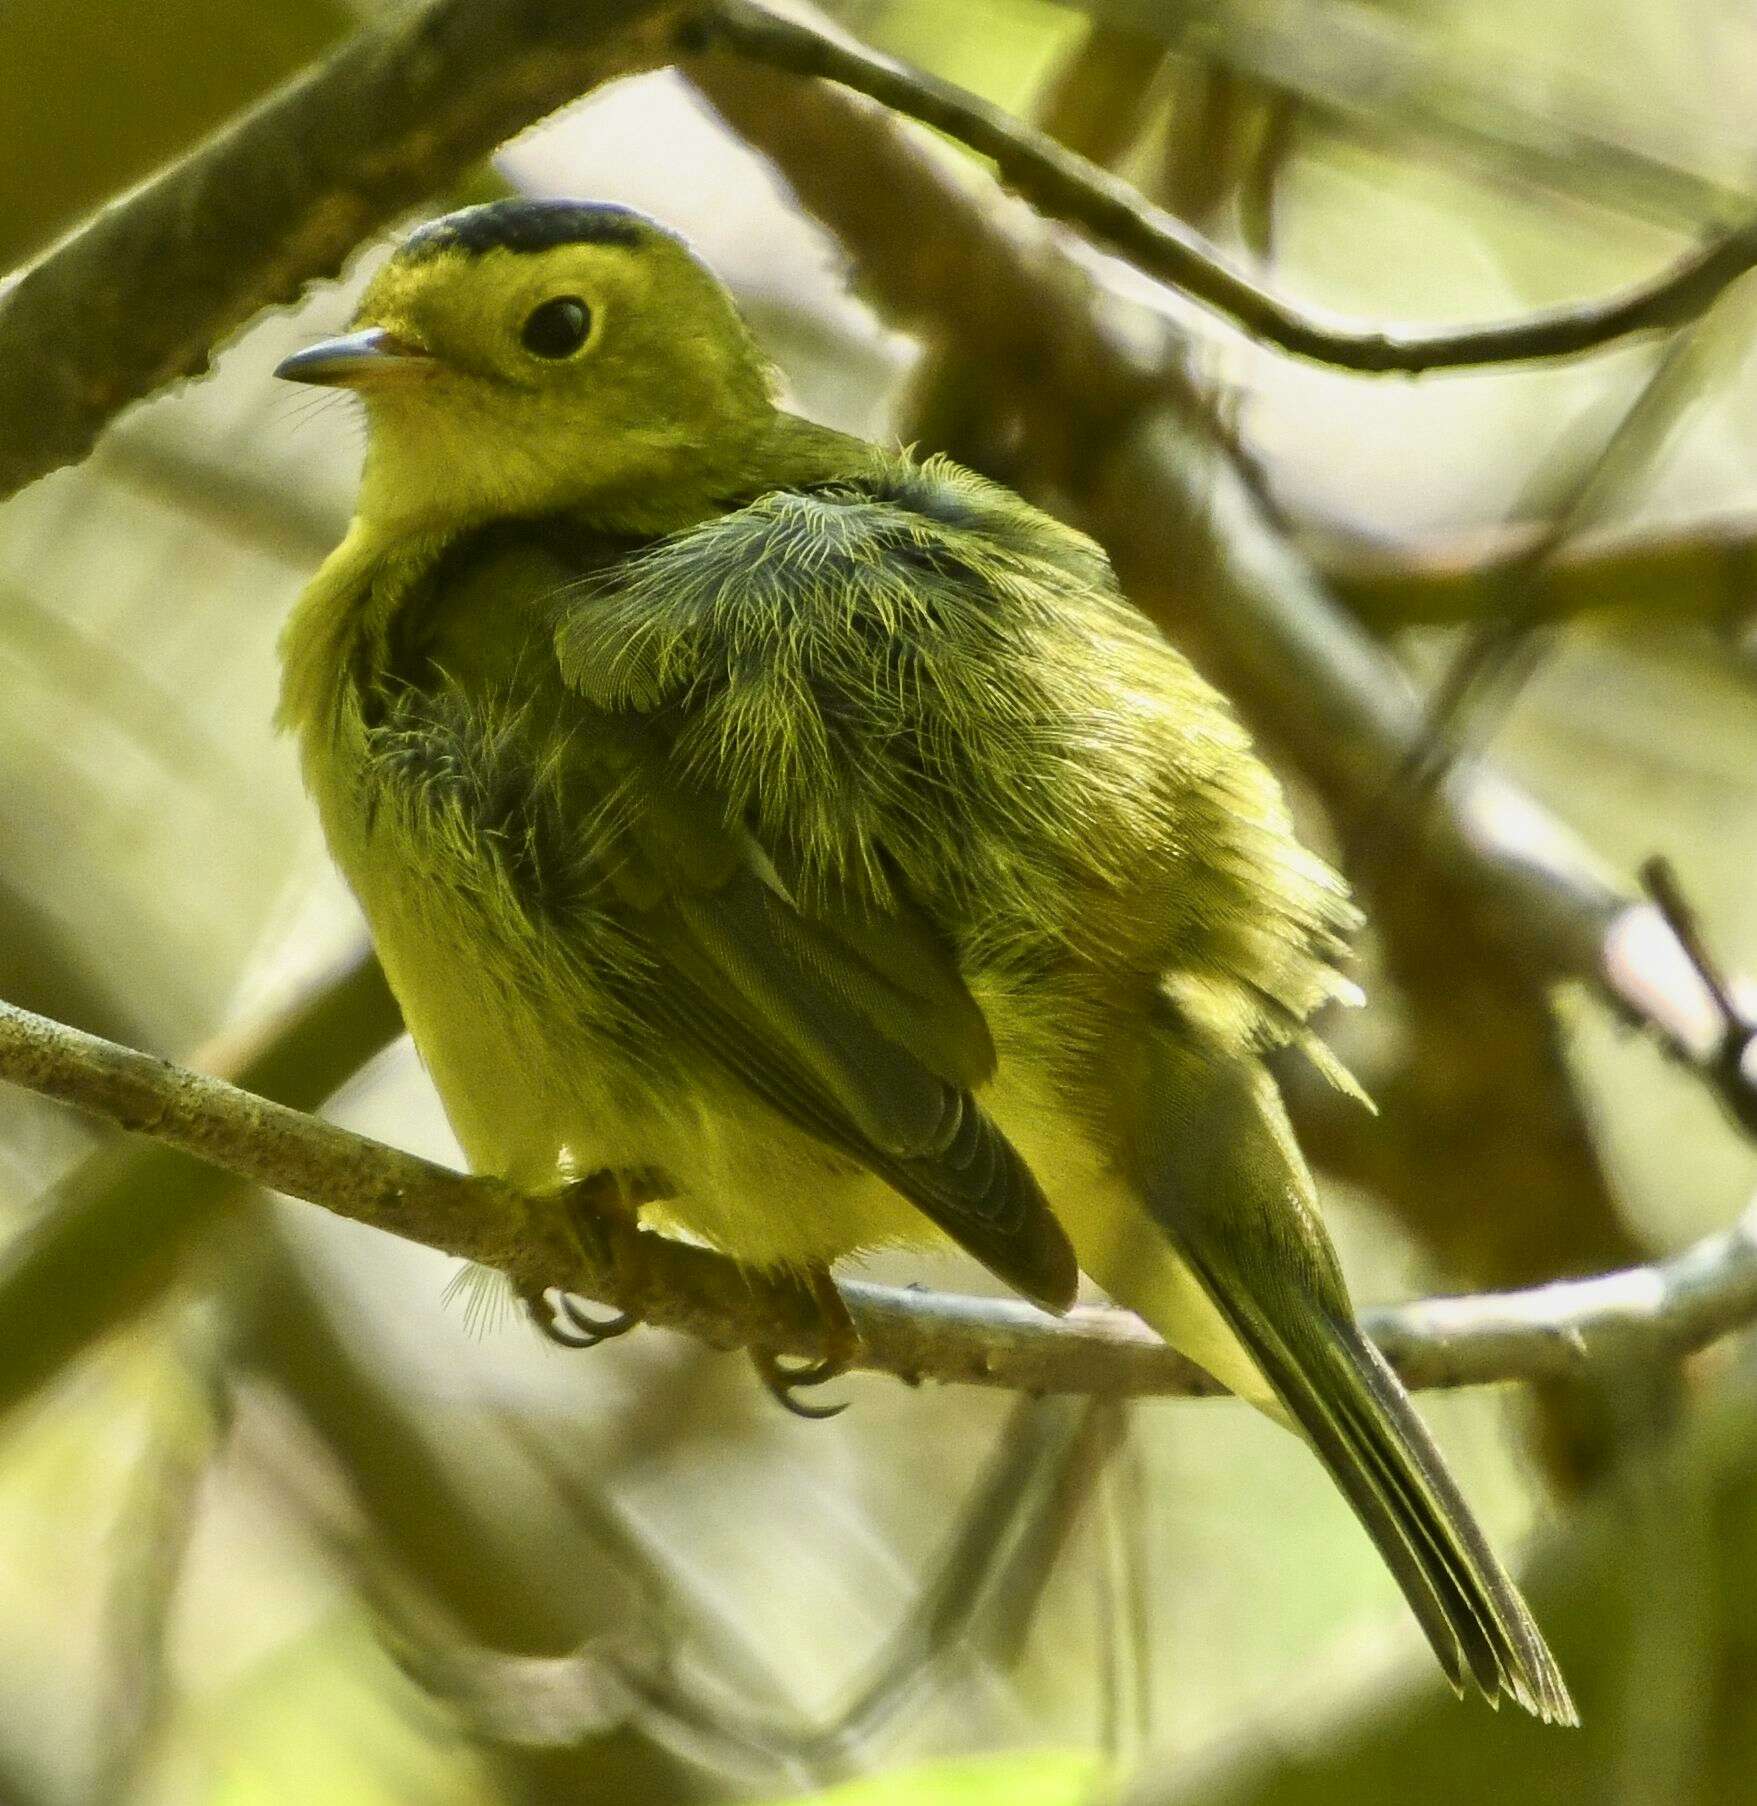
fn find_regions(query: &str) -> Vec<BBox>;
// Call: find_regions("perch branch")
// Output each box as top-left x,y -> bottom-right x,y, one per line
697,1 -> 1757,375
4,995 -> 1756,1400
0,0 -> 681,502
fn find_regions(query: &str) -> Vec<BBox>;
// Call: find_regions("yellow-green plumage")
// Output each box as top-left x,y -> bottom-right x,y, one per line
276,200 -> 1571,1722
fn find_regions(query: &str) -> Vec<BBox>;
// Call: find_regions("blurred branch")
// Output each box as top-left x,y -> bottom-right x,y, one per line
1100,0 -> 1751,232
1234,89 -> 1298,263
1318,514 -> 1757,634
1034,21 -> 1165,174
244,1234 -> 602,1653
419,1397 -> 1113,1784
90,1317 -> 230,1805
245,1242 -> 732,1802
0,0 -> 354,268
5,994 -> 1757,1399
789,1396 -> 1116,1771
1395,315 -> 1728,812
0,575 -> 247,793
1094,1426 -> 1152,1762
698,1 -> 1757,375
1641,856 -> 1757,1140
0,871 -> 156,1048
1155,60 -> 1263,231
95,428 -> 344,567
0,0 -> 681,502
0,942 -> 399,1430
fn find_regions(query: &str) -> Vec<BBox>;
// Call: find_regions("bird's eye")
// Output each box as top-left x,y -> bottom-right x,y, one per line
520,296 -> 592,359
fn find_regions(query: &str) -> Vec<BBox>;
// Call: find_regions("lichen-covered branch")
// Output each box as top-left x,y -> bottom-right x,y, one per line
0,0 -> 680,502
3,995 -> 1755,1400
700,1 -> 1757,376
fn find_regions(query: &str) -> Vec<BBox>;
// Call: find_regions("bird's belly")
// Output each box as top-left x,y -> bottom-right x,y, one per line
640,1118 -> 938,1272
365,894 -> 604,1188
354,864 -> 942,1267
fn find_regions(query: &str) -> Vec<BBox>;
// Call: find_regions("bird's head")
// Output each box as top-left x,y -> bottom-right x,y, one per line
276,199 -> 778,534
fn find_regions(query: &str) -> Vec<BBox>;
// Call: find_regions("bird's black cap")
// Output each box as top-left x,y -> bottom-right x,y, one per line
399,199 -> 660,264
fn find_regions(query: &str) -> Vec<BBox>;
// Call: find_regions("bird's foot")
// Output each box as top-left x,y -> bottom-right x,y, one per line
751,1267 -> 861,1420
524,1166 -> 668,1351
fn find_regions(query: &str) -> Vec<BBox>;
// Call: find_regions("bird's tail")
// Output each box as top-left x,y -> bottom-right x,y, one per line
1078,1029 -> 1575,1724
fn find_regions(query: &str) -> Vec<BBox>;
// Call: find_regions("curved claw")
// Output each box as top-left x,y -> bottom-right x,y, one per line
558,1294 -> 640,1346
753,1350 -> 850,1420
524,1288 -> 639,1351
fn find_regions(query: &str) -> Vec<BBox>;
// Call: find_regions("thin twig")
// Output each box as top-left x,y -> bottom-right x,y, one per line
696,1 -> 1757,376
4,995 -> 1757,1400
1640,857 -> 1757,1138
1391,317 -> 1726,815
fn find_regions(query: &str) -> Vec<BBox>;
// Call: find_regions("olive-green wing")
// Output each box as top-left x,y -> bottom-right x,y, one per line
539,481 -> 1085,1309
631,801 -> 1075,1311
566,704 -> 1076,1312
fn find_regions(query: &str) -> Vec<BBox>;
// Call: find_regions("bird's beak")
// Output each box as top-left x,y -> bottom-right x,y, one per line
273,327 -> 435,389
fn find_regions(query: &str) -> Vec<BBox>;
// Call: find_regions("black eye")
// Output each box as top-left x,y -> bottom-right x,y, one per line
520,296 -> 591,359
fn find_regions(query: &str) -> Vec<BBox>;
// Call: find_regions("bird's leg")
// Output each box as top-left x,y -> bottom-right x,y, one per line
751,1265 -> 861,1420
525,1167 -> 667,1350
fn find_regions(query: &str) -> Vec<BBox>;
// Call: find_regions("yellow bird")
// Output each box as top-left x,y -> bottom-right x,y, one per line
277,199 -> 1573,1722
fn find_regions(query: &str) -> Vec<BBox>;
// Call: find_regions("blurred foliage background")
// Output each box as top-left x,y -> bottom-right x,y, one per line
4,1 -> 1757,1802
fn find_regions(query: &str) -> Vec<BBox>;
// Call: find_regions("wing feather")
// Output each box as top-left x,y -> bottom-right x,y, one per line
549,483 -> 1077,1310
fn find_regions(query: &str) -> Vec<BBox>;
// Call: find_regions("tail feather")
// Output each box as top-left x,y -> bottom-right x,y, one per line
1212,1287 -> 1478,1696
1239,1293 -> 1573,1721
1121,1033 -> 1575,1724
1337,1324 -> 1575,1723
